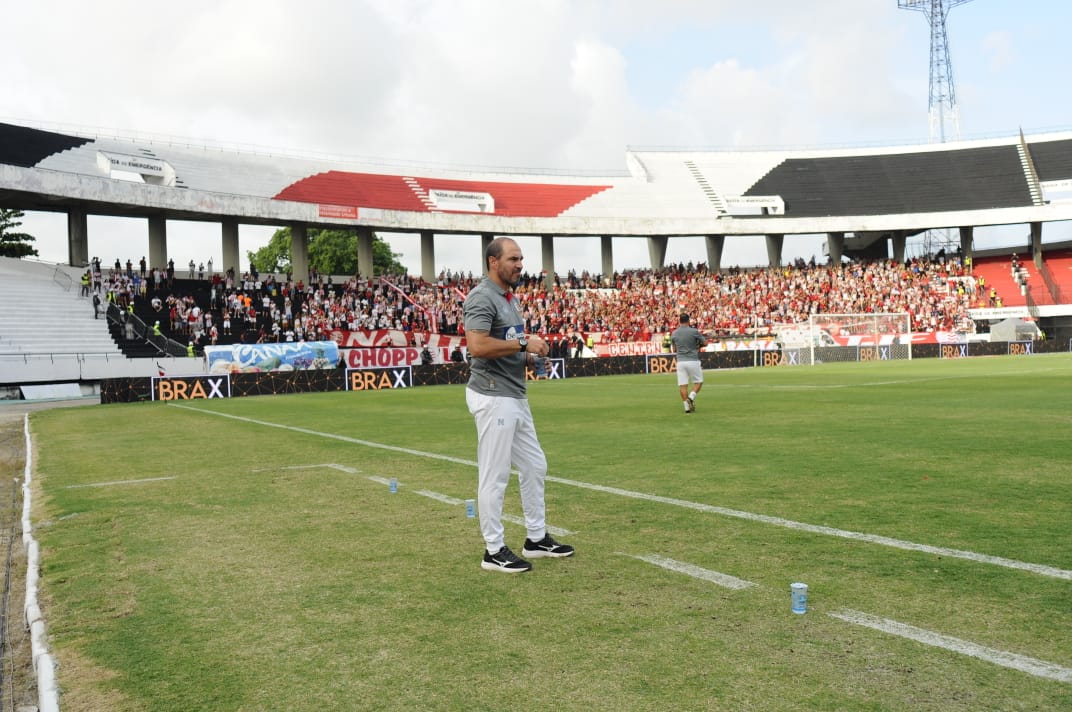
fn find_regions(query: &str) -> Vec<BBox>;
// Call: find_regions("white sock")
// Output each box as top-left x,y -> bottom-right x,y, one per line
689,392 -> 697,402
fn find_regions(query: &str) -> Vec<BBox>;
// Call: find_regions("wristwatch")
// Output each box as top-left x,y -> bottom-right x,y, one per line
518,337 -> 528,352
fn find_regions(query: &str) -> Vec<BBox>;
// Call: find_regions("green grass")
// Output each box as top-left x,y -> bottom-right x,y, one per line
27,354 -> 1072,710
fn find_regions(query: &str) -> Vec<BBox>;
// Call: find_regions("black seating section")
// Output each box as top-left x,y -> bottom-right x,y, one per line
743,145 -> 1031,217
0,122 -> 92,168
1026,138 -> 1072,182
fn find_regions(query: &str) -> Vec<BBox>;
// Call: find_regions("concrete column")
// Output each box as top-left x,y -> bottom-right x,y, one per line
826,232 -> 845,265
958,226 -> 973,264
480,234 -> 494,274
291,224 -> 309,282
704,235 -> 725,272
221,220 -> 240,279
890,231 -> 906,264
67,207 -> 88,267
765,234 -> 784,268
1030,221 -> 1043,267
357,226 -> 375,281
148,215 -> 167,271
647,236 -> 668,270
601,236 -> 614,279
420,231 -> 435,282
541,235 -> 555,288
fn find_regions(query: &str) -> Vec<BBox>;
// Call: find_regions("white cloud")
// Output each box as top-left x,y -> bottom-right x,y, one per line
4,1 -> 1069,273
981,31 -> 1014,72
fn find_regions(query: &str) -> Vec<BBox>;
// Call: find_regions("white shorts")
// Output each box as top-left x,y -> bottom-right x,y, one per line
677,360 -> 703,386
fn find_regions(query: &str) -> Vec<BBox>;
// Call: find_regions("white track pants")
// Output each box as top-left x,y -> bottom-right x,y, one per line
466,388 -> 547,553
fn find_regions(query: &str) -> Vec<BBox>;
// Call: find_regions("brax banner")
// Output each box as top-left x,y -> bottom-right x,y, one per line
645,354 -> 677,374
152,375 -> 231,401
347,367 -> 413,391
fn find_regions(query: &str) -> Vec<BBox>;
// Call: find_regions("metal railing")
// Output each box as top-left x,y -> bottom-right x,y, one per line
105,304 -> 187,357
51,265 -> 74,293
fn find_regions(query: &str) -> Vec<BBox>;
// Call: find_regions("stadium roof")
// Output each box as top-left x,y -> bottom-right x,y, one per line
2,120 -> 1072,240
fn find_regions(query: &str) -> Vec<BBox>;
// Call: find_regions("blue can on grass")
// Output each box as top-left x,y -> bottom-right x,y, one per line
465,499 -> 476,518
388,478 -> 398,493
791,582 -> 808,614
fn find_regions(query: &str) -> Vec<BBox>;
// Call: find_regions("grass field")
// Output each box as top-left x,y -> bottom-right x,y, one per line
23,354 -> 1072,711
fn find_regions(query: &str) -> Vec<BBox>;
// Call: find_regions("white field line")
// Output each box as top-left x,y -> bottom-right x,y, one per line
828,609 -> 1072,684
543,477 -> 1072,582
63,476 -> 176,489
623,553 -> 757,590
387,484 -> 573,536
169,405 -> 1072,581
717,362 -> 1071,391
624,551 -> 1071,684
501,514 -> 572,537
266,463 -> 360,474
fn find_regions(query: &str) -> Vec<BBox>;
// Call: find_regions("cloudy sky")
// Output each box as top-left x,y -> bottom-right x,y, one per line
4,0 -> 1070,275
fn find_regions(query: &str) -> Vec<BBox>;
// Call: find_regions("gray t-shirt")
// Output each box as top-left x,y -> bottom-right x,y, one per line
463,277 -> 527,398
670,324 -> 706,362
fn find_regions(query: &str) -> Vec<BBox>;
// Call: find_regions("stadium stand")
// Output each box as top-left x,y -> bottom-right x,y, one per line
0,122 -> 91,168
0,257 -> 117,355
1026,137 -> 1072,182
743,146 -> 1031,217
1036,248 -> 1072,305
275,172 -> 612,217
971,254 -> 1032,307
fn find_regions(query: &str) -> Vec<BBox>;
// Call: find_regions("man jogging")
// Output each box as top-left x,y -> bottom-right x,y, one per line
670,313 -> 706,413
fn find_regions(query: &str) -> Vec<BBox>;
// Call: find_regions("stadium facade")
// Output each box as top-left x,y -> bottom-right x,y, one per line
3,121 -> 1072,282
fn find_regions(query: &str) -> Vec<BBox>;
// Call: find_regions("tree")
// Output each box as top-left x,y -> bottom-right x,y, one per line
0,209 -> 38,258
247,227 -> 406,276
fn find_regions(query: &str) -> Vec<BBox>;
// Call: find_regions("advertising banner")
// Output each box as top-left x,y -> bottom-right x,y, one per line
204,341 -> 340,374
152,375 -> 231,401
344,346 -> 463,368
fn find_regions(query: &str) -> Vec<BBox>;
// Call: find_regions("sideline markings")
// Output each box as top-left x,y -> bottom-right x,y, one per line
253,463 -> 360,474
625,551 -> 1071,684
371,478 -> 573,535
169,404 -> 1072,581
623,553 -> 756,590
64,476 -> 176,489
829,609 -> 1072,684
544,477 -> 1072,582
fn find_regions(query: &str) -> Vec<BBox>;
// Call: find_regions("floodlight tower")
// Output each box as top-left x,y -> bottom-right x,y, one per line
898,0 -> 974,143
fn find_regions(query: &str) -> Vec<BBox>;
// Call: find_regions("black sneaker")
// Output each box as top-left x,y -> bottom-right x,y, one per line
481,546 -> 532,573
688,397 -> 696,412
522,535 -> 575,559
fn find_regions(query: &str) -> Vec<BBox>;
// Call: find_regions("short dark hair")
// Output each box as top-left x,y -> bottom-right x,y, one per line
484,237 -> 514,272
679,313 -> 690,323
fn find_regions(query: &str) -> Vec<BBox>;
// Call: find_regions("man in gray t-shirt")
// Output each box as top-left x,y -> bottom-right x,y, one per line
462,237 -> 575,573
670,313 -> 706,413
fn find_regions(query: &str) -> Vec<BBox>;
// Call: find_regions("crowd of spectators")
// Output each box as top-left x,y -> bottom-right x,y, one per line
90,252 -> 986,354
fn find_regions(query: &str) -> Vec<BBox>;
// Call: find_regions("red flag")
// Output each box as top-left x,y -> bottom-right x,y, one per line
380,278 -> 427,314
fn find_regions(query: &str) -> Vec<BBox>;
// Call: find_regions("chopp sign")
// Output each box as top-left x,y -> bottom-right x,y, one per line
152,375 -> 230,401
347,367 -> 413,391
